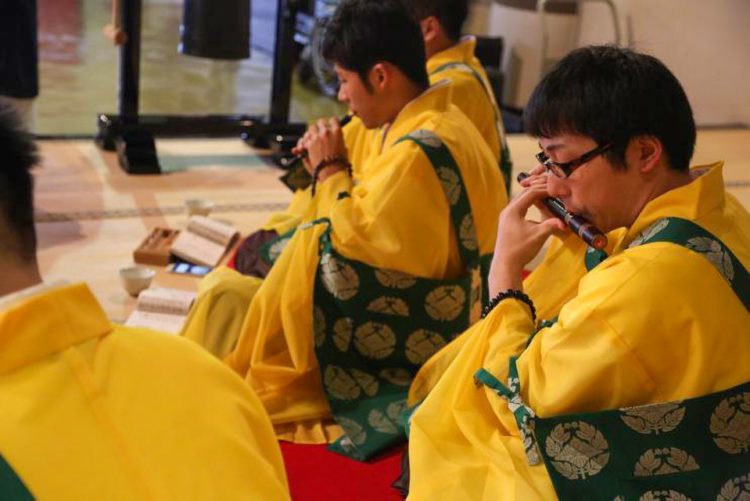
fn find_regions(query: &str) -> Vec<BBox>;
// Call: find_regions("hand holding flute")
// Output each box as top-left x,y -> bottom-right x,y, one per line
517,172 -> 608,250
282,114 -> 353,168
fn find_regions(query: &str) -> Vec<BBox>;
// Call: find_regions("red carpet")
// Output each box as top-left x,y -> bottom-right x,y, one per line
279,442 -> 405,500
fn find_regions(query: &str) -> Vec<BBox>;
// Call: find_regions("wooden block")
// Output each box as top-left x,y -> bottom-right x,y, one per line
134,228 -> 180,266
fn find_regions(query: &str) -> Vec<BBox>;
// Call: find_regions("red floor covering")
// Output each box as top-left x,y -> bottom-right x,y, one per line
280,442 -> 405,500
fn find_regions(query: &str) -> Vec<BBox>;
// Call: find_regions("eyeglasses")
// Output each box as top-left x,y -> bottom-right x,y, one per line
535,143 -> 614,178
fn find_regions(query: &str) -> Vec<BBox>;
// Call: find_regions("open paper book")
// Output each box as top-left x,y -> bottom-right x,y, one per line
170,216 -> 239,267
124,288 -> 197,334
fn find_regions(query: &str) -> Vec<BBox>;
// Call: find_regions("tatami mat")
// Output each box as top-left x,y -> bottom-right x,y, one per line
33,130 -> 749,322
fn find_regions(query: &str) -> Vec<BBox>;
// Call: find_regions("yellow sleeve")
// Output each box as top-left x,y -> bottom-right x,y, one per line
313,140 -> 456,277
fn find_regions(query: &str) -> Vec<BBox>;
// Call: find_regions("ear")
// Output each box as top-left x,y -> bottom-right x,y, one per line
419,16 -> 440,43
630,135 -> 663,173
368,63 -> 389,92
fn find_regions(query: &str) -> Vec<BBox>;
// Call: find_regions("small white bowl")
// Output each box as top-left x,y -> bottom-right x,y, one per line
185,198 -> 214,217
119,265 -> 156,297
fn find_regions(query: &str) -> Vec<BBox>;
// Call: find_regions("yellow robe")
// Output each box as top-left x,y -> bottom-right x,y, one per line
406,163 -> 750,500
181,39 -> 507,357
226,83 -> 507,444
0,282 -> 289,500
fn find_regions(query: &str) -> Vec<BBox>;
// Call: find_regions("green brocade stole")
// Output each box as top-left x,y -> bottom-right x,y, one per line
0,455 -> 34,500
430,61 -> 512,195
311,129 -> 489,461
475,217 -> 750,500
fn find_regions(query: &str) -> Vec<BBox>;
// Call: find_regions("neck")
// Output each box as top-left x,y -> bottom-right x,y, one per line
425,36 -> 457,60
627,167 -> 694,228
381,81 -> 426,125
0,260 -> 43,298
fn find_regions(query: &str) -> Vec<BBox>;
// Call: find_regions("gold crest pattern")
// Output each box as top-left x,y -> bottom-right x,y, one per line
425,285 -> 466,321
353,322 -> 396,359
374,269 -> 417,289
337,417 -> 367,446
320,254 -> 360,300
366,296 -> 410,316
350,368 -> 379,397
717,474 -> 750,501
545,421 -> 611,480
405,329 -> 447,365
387,399 -> 409,422
367,409 -> 400,435
629,219 -> 671,248
639,490 -> 692,501
710,392 -> 750,454
469,268 -> 482,325
267,236 -> 291,262
378,368 -> 412,387
621,402 -> 686,435
409,129 -> 443,148
459,213 -> 478,251
633,448 -> 699,477
313,307 -> 326,347
324,365 -> 361,401
686,237 -> 735,281
332,317 -> 353,352
437,166 -> 461,206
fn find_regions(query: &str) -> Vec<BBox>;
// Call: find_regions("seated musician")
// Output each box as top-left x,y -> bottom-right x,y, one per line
405,45 -> 749,500
224,0 -> 507,447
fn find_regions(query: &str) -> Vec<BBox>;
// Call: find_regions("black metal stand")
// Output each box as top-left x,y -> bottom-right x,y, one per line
96,0 -> 308,174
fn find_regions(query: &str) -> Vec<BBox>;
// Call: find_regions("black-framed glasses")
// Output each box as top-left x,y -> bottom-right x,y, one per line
535,142 -> 614,178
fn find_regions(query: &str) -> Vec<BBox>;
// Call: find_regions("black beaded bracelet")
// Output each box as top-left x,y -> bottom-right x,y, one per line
482,289 -> 536,322
311,156 -> 352,195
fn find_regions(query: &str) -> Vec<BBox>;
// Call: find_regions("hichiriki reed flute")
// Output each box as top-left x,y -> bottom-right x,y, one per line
517,171 -> 608,250
280,114 -> 353,168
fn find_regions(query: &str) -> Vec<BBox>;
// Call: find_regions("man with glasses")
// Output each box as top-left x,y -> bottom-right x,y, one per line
405,45 -> 749,499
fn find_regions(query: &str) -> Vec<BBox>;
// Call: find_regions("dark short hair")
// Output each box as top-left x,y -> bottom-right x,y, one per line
524,45 -> 696,171
402,0 -> 469,42
0,102 -> 38,262
322,0 -> 429,91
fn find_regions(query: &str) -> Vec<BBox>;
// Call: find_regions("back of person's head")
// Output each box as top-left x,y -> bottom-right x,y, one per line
322,0 -> 429,90
524,45 -> 696,171
0,103 -> 38,264
402,0 -> 469,42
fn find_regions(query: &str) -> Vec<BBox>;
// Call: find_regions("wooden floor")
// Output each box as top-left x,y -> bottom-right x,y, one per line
34,130 -> 750,322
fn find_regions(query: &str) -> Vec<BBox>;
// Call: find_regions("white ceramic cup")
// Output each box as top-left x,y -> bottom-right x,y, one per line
185,198 -> 214,217
119,265 -> 156,297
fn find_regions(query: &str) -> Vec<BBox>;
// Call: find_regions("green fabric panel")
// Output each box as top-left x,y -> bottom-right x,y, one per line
0,455 -> 34,500
533,382 -> 750,501
259,227 -> 297,267
430,62 -> 512,195
313,130 -> 483,461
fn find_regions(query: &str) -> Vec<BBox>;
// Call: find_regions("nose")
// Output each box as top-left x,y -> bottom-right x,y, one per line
337,86 -> 348,103
546,173 -> 570,200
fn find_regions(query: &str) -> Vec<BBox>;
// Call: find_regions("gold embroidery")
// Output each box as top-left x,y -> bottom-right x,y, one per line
324,365 -> 360,400
469,268 -> 482,325
686,237 -> 735,281
320,254 -> 360,300
332,317 -> 353,352
387,399 -> 409,421
717,473 -> 750,501
379,368 -> 412,387
367,409 -> 400,434
410,129 -> 443,148
354,322 -> 396,359
620,401 -> 685,434
366,296 -> 410,316
634,448 -> 699,477
436,166 -> 461,206
545,421 -> 610,480
639,490 -> 692,501
710,392 -> 750,454
313,307 -> 326,347
337,417 -> 367,445
405,329 -> 447,365
267,236 -> 291,262
374,269 -> 417,289
425,285 -> 466,321
459,213 -> 478,251
350,368 -> 379,397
